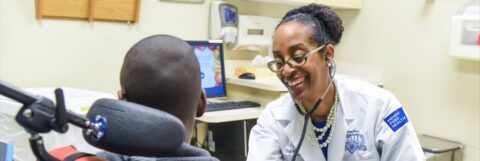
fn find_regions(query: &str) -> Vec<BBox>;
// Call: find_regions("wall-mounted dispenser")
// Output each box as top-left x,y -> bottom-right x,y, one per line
231,15 -> 279,52
209,1 -> 238,46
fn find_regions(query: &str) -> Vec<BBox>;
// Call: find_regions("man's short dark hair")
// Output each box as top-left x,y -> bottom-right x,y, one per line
120,34 -> 201,122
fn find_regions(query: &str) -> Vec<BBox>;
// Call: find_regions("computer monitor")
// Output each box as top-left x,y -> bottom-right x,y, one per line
187,41 -> 227,98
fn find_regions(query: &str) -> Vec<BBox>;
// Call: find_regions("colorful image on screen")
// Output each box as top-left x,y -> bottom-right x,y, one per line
189,41 -> 227,98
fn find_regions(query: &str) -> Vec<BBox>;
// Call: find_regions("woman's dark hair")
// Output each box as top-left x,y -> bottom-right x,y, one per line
277,3 -> 344,45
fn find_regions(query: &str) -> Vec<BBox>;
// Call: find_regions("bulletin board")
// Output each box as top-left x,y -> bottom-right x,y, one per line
35,0 -> 141,23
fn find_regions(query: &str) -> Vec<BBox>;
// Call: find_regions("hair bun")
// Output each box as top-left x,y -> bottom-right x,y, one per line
284,3 -> 344,44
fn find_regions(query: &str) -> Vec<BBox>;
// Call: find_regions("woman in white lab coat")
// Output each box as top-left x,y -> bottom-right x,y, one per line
247,4 -> 424,161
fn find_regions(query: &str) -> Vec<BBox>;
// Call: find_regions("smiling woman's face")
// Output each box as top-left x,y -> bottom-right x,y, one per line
273,21 -> 330,102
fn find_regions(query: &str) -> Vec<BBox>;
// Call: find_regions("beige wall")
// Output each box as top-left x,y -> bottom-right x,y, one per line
0,0 -> 211,93
1,0 -> 479,160
335,0 -> 479,160
226,0 -> 480,160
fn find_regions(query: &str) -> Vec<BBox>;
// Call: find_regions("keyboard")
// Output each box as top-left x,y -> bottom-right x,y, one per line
206,101 -> 261,112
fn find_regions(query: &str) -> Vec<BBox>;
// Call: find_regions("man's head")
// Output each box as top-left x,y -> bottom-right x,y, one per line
119,35 -> 206,139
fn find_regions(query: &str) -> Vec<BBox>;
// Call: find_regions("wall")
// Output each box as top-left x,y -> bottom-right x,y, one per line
336,0 -> 479,160
1,0 -> 479,160
230,0 -> 480,160
0,0 -> 212,93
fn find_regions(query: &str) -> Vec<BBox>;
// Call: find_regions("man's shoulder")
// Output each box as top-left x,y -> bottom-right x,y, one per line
95,151 -> 126,161
95,144 -> 219,161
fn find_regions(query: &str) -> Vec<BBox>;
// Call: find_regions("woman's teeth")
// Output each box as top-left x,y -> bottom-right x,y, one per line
288,77 -> 304,87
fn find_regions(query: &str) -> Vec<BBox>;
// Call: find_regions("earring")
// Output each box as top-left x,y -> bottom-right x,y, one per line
327,59 -> 336,78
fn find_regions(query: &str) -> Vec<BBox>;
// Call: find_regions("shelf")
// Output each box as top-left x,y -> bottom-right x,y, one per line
243,0 -> 363,9
227,75 -> 383,91
418,134 -> 464,154
196,107 -> 263,123
449,44 -> 480,60
227,77 -> 288,92
320,0 -> 363,9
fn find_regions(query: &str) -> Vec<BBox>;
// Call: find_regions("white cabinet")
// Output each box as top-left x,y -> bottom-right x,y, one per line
449,2 -> 480,61
244,0 -> 363,9
449,15 -> 480,60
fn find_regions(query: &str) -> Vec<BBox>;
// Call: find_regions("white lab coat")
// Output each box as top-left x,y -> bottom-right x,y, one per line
247,75 -> 425,161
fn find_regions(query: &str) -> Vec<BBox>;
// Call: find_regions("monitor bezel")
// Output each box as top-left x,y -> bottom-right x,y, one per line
187,40 -> 227,98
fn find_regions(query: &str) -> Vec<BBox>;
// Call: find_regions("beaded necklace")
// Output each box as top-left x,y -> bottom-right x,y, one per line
297,93 -> 339,149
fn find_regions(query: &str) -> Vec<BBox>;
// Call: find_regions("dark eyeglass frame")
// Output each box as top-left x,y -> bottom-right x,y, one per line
267,45 -> 326,72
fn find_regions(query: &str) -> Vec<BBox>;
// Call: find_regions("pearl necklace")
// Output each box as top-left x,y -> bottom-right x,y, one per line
297,93 -> 339,149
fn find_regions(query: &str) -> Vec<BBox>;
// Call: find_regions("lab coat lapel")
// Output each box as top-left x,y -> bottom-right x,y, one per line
327,78 -> 354,161
327,104 -> 347,161
283,102 -> 325,161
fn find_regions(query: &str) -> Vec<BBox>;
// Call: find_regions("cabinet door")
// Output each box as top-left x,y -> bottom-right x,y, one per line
92,0 -> 140,22
36,0 -> 141,22
37,0 -> 90,19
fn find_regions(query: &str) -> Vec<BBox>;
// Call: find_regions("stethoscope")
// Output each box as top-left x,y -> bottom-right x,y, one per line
290,58 -> 337,161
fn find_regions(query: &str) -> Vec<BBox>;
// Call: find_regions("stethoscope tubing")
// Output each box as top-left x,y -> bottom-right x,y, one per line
291,59 -> 336,161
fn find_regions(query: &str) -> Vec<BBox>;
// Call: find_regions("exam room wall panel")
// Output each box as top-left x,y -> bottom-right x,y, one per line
0,0 -> 211,93
333,0 -> 479,160
168,0 -> 472,160
1,0 -> 478,160
234,0 -> 479,160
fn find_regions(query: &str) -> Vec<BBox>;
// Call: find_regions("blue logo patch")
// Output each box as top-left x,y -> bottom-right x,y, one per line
285,146 -> 295,154
345,130 -> 367,153
384,107 -> 409,132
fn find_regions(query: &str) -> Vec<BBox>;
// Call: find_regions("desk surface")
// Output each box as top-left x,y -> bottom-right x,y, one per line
0,87 -> 114,115
196,107 -> 263,123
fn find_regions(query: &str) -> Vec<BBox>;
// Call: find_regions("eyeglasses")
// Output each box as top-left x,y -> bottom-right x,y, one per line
267,45 -> 325,72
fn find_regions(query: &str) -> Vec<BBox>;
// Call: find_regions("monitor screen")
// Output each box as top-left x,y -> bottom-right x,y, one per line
187,41 -> 227,98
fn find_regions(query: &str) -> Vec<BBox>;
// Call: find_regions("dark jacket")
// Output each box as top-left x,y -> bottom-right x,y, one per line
96,143 -> 219,161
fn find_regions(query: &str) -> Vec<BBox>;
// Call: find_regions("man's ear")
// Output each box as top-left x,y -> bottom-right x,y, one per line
117,90 -> 126,100
196,89 -> 207,117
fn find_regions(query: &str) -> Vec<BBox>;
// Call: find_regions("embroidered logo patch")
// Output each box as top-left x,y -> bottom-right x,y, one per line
285,146 -> 295,154
345,130 -> 367,153
384,107 -> 409,132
